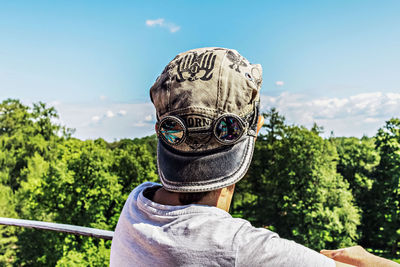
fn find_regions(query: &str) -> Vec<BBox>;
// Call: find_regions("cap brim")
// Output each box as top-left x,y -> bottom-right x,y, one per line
157,136 -> 255,192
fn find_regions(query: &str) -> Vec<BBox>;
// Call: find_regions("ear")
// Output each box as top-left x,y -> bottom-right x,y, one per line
256,115 -> 264,135
155,123 -> 159,133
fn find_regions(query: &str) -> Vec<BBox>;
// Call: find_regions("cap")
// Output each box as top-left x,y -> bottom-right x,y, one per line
150,47 -> 262,192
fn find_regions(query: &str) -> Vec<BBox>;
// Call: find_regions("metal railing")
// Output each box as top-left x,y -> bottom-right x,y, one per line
0,217 -> 114,240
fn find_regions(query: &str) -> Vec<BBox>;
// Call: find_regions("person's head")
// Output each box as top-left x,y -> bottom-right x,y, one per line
150,47 -> 263,205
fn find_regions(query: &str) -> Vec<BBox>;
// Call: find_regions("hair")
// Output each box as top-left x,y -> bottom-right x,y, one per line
178,191 -> 211,205
177,184 -> 235,205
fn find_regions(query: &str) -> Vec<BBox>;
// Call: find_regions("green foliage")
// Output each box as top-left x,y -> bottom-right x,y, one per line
0,185 -> 18,266
333,136 -> 380,243
0,99 -> 66,192
334,136 -> 379,200
0,99 -> 31,136
363,118 -> 400,257
0,99 -> 158,265
14,137 -> 158,265
55,239 -> 110,267
234,108 -> 360,251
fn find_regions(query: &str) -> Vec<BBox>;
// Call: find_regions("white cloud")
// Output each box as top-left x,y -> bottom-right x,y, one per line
133,122 -> 147,127
275,81 -> 284,86
106,110 -> 114,118
364,118 -> 380,123
260,92 -> 400,137
49,100 -> 61,106
91,116 -> 100,122
168,25 -> 181,33
145,18 -> 181,33
118,110 -> 127,116
100,95 -> 107,101
55,102 -> 156,141
146,18 -> 164,27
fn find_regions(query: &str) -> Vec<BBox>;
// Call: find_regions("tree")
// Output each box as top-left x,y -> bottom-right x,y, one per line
260,107 -> 285,142
334,136 -> 379,202
234,108 -> 360,251
15,137 -> 159,266
0,99 -> 67,192
0,185 -> 18,266
333,136 -> 380,242
363,118 -> 400,257
0,99 -> 68,265
0,99 -> 31,136
111,141 -> 158,207
15,139 -> 121,266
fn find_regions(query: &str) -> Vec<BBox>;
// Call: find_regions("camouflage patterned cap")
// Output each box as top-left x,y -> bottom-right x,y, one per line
150,47 -> 262,192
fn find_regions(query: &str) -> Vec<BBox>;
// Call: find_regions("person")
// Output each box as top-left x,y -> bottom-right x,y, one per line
110,47 -> 399,267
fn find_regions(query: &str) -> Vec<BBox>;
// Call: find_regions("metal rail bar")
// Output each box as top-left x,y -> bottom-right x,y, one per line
0,217 -> 114,240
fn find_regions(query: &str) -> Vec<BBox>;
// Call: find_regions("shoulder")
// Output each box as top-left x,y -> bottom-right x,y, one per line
127,181 -> 160,201
116,181 -> 161,224
133,181 -> 160,194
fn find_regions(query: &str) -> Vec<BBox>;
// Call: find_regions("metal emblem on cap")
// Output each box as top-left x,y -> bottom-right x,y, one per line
214,114 -> 246,144
158,116 -> 186,145
226,50 -> 248,73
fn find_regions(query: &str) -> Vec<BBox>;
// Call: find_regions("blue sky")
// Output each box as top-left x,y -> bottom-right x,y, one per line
1,0 -> 399,140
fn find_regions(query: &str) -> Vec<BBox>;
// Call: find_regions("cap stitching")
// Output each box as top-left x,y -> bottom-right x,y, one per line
163,106 -> 218,115
167,69 -> 171,113
216,50 -> 226,114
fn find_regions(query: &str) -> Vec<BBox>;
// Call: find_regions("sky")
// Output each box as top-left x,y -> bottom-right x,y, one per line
1,0 -> 399,141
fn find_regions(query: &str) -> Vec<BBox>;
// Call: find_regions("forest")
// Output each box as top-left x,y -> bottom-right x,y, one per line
0,98 -> 399,266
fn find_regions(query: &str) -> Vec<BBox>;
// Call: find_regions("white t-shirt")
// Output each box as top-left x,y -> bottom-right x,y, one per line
110,182 -> 335,267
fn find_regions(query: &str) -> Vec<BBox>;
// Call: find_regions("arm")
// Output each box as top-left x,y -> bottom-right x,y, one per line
321,246 -> 400,267
335,261 -> 356,267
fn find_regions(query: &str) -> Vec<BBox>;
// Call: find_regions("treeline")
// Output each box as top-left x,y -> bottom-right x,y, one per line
0,99 -> 398,265
233,109 -> 399,259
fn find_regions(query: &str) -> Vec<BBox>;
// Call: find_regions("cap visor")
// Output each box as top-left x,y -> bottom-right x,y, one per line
157,136 -> 255,192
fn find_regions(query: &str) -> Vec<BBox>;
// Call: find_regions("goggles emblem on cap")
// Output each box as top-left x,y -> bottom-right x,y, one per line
214,114 -> 244,143
158,113 -> 249,147
159,117 -> 186,145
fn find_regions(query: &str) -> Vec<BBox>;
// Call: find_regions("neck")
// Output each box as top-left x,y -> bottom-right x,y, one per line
153,185 -> 235,212
215,186 -> 235,212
